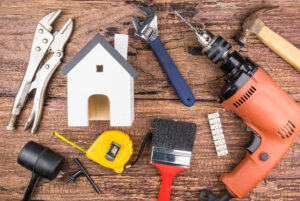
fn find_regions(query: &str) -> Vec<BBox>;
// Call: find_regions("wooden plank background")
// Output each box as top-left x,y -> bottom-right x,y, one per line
1,0 -> 300,200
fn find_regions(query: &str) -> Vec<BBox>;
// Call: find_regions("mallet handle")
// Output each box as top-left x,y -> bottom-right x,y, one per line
22,172 -> 39,201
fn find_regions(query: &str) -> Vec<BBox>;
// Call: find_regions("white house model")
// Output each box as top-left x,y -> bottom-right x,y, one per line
61,34 -> 138,127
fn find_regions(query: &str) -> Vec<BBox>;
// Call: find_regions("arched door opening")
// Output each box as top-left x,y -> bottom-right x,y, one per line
88,95 -> 110,120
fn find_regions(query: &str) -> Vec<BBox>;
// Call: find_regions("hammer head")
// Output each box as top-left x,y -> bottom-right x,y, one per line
17,141 -> 64,180
236,6 -> 280,45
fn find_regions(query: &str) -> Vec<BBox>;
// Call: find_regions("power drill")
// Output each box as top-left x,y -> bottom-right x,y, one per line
176,12 -> 300,200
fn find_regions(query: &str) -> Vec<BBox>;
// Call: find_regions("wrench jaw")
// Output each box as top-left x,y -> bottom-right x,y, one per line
50,18 -> 73,53
59,18 -> 73,37
39,10 -> 62,32
132,7 -> 158,42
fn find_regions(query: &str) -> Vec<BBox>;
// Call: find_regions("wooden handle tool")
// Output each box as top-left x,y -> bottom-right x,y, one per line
237,6 -> 300,71
258,26 -> 300,70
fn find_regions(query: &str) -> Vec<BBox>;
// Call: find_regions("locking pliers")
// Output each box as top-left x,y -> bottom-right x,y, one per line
132,7 -> 195,107
6,10 -> 73,133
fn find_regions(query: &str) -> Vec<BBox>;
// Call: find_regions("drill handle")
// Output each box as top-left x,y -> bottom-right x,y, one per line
221,128 -> 297,198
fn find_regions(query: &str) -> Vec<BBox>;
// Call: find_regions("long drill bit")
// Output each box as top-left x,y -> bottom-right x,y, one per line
174,11 -> 205,36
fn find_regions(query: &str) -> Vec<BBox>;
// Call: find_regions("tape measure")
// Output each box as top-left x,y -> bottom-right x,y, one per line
54,130 -> 133,173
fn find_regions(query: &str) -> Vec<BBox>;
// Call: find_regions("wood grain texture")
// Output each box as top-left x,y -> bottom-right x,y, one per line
0,0 -> 300,200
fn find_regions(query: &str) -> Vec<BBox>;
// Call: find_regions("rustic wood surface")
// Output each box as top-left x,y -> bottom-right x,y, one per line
1,0 -> 300,200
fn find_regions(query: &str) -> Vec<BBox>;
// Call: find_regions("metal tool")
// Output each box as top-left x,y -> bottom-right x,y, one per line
6,10 -> 73,133
132,7 -> 195,107
175,11 -> 231,63
176,11 -> 300,201
18,141 -> 64,201
175,11 -> 211,51
236,6 -> 300,71
66,158 -> 101,194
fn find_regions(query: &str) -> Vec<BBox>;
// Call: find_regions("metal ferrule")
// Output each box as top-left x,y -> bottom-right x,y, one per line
150,146 -> 192,167
196,30 -> 217,51
221,49 -> 230,62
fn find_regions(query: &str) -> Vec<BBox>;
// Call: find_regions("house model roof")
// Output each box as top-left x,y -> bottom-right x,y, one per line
60,34 -> 138,78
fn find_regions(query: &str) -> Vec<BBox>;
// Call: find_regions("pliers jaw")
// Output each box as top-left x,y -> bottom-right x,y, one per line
132,7 -> 158,42
39,10 -> 62,32
50,18 -> 73,53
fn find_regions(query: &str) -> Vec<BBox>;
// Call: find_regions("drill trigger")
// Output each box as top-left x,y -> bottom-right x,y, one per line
245,126 -> 262,154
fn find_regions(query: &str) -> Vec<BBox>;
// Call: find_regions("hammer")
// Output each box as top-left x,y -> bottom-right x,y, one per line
18,141 -> 64,201
237,6 -> 300,71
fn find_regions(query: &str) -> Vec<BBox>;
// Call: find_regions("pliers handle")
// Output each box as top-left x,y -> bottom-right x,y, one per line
6,21 -> 54,131
25,48 -> 64,133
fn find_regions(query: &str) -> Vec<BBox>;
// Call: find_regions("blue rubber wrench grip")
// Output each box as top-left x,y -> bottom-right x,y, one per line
149,37 -> 195,106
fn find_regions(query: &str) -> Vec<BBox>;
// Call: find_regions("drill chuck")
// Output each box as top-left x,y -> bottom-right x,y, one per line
204,35 -> 231,64
174,12 -> 231,64
197,29 -> 257,103
198,30 -> 257,103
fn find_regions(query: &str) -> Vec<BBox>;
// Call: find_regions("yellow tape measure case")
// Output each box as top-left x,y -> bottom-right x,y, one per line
86,130 -> 133,173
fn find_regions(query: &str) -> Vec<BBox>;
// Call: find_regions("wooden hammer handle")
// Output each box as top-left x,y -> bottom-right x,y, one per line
257,26 -> 300,71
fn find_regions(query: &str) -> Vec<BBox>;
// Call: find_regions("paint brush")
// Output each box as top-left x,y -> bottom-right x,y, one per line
150,118 -> 197,201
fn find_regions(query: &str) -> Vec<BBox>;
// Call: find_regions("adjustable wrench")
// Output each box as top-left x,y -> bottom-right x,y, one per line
132,7 -> 195,107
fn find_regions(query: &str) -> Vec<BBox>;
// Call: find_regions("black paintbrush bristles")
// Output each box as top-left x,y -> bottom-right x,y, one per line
152,118 -> 197,151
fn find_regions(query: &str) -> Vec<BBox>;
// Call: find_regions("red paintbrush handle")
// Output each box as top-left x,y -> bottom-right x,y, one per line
150,163 -> 189,201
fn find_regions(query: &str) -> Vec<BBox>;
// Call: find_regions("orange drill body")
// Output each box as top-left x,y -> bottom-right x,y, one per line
220,67 -> 300,198
175,13 -> 300,199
